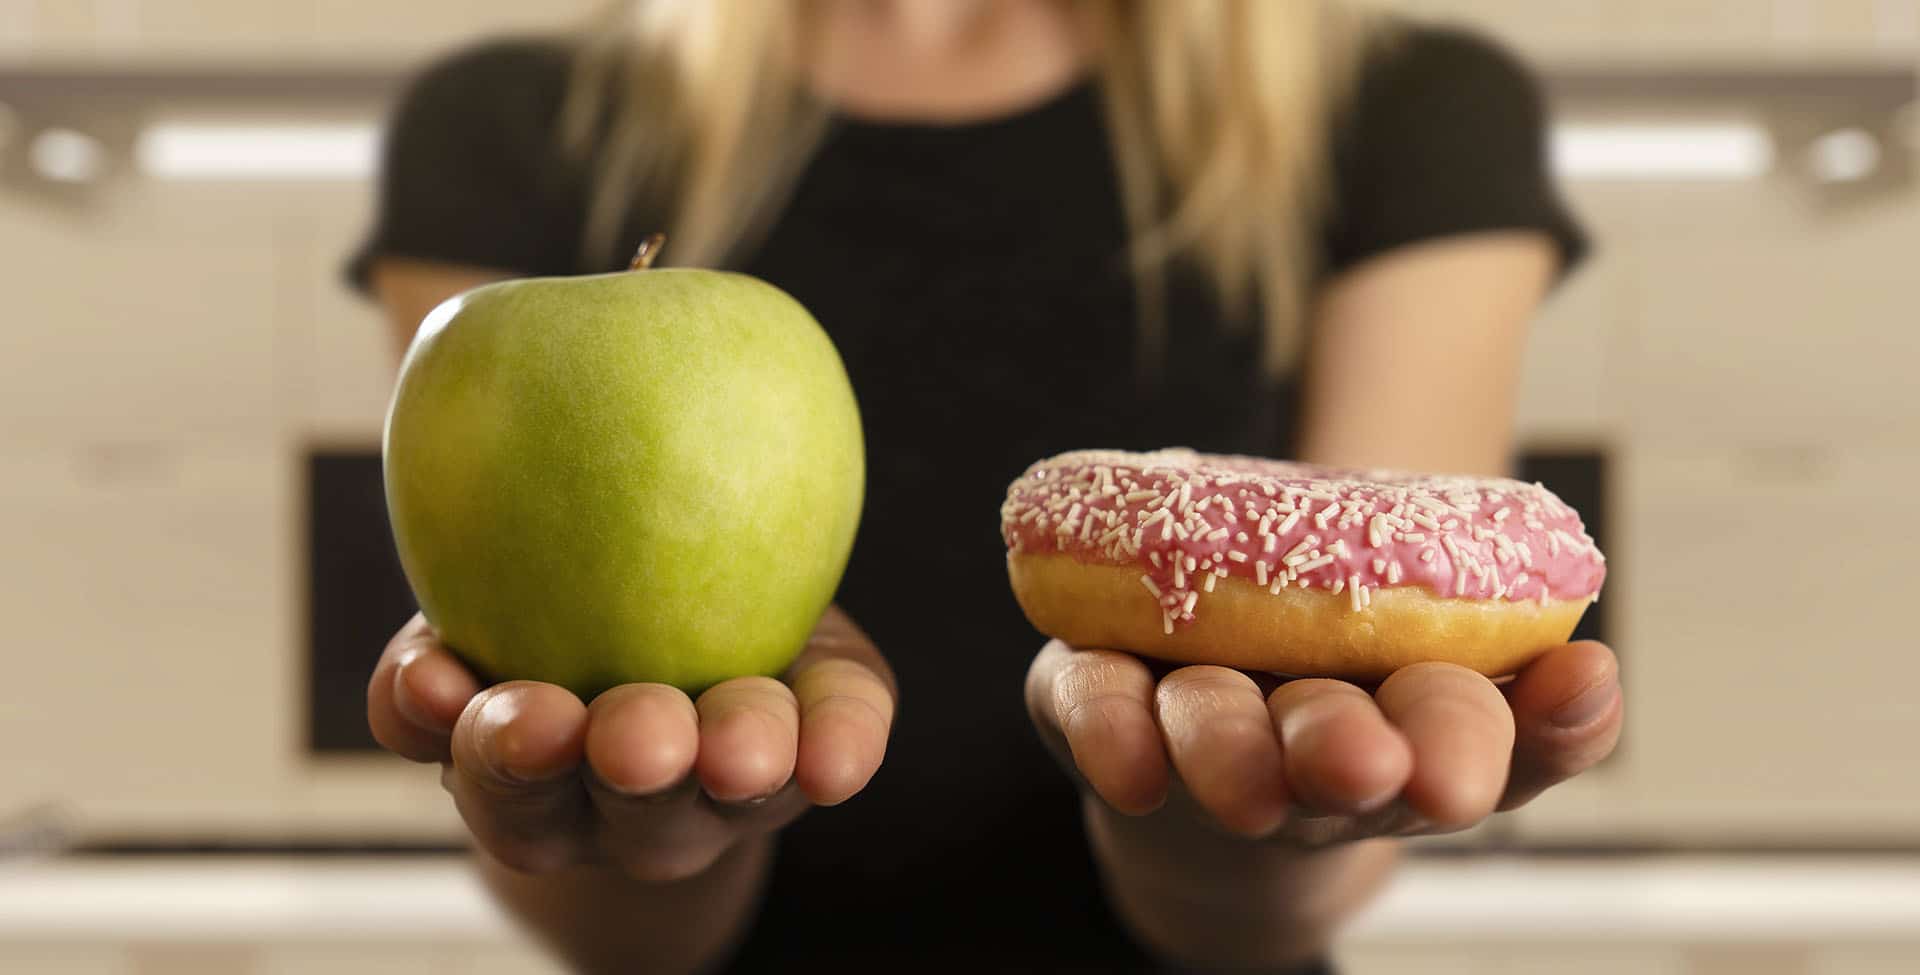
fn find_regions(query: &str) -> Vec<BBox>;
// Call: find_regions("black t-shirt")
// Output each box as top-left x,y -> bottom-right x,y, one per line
351,26 -> 1584,974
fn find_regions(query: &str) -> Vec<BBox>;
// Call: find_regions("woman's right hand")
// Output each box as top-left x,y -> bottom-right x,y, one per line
366,607 -> 896,881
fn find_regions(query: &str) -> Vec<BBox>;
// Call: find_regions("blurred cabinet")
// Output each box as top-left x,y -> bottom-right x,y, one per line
0,0 -> 604,64
1517,439 -> 1920,843
1394,0 -> 1920,61
1620,185 -> 1920,445
0,197 -> 281,444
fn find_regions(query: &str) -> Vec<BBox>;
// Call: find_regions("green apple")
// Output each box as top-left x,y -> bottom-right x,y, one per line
383,248 -> 863,698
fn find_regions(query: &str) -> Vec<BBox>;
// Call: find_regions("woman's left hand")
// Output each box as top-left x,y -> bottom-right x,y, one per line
1025,639 -> 1621,846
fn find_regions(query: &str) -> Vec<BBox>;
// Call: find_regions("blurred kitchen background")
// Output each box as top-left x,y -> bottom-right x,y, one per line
2,1 -> 1917,973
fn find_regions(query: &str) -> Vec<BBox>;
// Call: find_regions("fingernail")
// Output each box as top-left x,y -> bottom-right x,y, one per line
1550,678 -> 1618,729
709,790 -> 775,810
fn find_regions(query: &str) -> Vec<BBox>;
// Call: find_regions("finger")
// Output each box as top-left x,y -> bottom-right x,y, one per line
1268,679 -> 1413,815
580,685 -> 738,884
791,658 -> 895,806
1035,642 -> 1167,816
585,683 -> 700,795
1499,641 -> 1623,810
1155,666 -> 1289,837
446,681 -> 590,873
694,677 -> 800,804
368,615 -> 475,763
1374,663 -> 1515,831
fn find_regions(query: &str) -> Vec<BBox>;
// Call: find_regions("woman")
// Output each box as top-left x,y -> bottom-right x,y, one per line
354,1 -> 1624,971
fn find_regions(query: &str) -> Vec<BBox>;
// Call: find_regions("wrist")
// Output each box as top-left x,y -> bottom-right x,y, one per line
1082,794 -> 1399,968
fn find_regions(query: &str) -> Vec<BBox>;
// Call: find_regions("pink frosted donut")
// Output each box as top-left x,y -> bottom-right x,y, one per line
1000,449 -> 1605,679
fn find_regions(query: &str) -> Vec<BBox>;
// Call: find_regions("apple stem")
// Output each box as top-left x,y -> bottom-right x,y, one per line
630,233 -> 666,271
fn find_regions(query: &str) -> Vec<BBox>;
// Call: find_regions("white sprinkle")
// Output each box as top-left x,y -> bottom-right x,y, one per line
1401,532 -> 1426,543
1235,531 -> 1250,544
1263,535 -> 1278,554
1204,573 -> 1217,592
1269,578 -> 1285,594
1420,549 -> 1435,563
1185,556 -> 1198,572
1206,527 -> 1230,542
1455,570 -> 1468,596
1297,578 -> 1310,589
1226,551 -> 1249,563
1171,522 -> 1187,541
1163,611 -> 1174,635
1329,539 -> 1350,559
1150,551 -> 1163,568
1124,489 -> 1159,502
1409,512 -> 1442,532
1258,515 -> 1274,536
1162,519 -> 1174,542
1256,561 -> 1270,585
1140,575 -> 1162,598
1294,554 -> 1336,574
1314,503 -> 1339,530
1539,588 -> 1551,607
1360,582 -> 1372,608
1182,591 -> 1198,615
1019,507 -> 1043,524
1174,562 -> 1186,589
1517,542 -> 1534,569
1331,577 -> 1345,594
1494,508 -> 1511,522
1372,558 -> 1388,575
1388,561 -> 1403,584
1284,537 -> 1317,561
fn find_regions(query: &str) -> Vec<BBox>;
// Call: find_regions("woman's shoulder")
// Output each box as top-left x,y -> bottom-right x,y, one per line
1346,22 -> 1549,131
389,36 -> 578,137
1324,22 -> 1584,274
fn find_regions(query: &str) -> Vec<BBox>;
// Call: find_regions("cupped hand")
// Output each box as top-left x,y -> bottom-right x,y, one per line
1026,640 -> 1620,846
368,607 -> 895,880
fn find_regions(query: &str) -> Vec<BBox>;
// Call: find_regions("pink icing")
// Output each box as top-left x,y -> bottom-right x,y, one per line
1000,449 -> 1605,633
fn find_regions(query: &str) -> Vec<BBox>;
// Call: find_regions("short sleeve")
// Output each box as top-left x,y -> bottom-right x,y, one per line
345,39 -> 590,291
1322,26 -> 1588,277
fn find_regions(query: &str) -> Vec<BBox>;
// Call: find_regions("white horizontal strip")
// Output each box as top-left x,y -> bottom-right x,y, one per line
136,122 -> 381,181
1351,855 -> 1920,942
2,855 -> 1917,943
1552,121 -> 1774,181
131,120 -> 1775,183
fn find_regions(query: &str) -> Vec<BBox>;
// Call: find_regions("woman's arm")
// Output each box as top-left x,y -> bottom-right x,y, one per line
1064,231 -> 1620,968
1296,231 -> 1556,476
369,257 -> 517,356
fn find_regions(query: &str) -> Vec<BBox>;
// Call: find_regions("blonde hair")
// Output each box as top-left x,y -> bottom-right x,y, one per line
566,1 -> 1379,373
